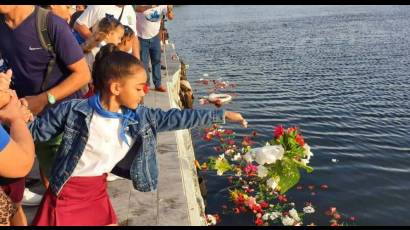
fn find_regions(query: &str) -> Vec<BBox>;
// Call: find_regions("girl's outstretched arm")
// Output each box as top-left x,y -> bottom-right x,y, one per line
147,107 -> 247,132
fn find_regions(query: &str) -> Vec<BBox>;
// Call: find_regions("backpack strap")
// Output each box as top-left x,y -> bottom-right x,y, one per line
35,6 -> 57,92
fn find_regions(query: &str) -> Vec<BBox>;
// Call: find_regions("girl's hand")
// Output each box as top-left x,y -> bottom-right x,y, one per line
0,91 -> 31,125
225,111 -> 248,128
0,69 -> 12,91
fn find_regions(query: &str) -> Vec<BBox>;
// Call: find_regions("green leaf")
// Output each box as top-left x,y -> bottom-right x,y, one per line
292,158 -> 314,173
275,158 -> 300,194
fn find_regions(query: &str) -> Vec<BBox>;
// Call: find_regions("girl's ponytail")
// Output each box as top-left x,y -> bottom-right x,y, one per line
92,43 -> 119,92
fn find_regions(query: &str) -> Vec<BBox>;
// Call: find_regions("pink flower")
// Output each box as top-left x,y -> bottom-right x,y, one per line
243,164 -> 258,176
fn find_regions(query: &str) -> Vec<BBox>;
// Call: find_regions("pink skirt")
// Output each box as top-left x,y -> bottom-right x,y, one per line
31,174 -> 117,226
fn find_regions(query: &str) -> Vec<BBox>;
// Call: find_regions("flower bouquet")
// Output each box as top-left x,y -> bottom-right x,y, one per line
201,124 -> 316,226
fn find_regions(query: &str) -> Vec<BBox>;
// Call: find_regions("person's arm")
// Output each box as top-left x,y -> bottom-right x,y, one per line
0,93 -> 35,178
135,5 -> 155,13
146,107 -> 247,133
23,58 -> 91,116
132,36 -> 140,60
73,5 -> 99,40
74,22 -> 93,40
23,15 -> 91,116
166,5 -> 174,20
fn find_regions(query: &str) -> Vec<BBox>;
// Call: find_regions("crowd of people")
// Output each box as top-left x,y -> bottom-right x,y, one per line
0,5 -> 248,226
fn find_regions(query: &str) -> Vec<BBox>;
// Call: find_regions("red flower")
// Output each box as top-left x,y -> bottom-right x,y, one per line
277,195 -> 288,203
287,127 -> 297,134
242,136 -> 255,146
224,129 -> 234,135
233,207 -> 240,214
252,131 -> 257,136
252,205 -> 262,214
296,134 -> 305,146
274,125 -> 285,139
334,213 -> 341,220
255,217 -> 264,226
320,184 -> 329,190
259,201 -> 269,209
349,216 -> 356,221
203,133 -> 213,141
227,140 -> 236,146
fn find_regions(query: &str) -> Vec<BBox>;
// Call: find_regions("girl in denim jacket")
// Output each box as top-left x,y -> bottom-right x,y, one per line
29,44 -> 247,226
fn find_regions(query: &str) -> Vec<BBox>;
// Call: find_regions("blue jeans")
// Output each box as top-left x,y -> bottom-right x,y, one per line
139,34 -> 162,88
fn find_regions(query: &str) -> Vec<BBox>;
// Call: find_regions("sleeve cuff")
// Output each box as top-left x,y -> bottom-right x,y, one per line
212,109 -> 226,124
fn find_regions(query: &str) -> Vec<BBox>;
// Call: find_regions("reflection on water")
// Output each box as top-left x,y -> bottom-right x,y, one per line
168,5 -> 410,225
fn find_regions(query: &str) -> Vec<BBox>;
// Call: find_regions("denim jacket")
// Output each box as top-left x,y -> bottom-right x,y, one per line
29,99 -> 225,195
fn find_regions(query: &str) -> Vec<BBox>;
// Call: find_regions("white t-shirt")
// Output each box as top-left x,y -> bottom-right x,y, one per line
71,112 -> 135,177
136,5 -> 168,39
76,5 -> 138,36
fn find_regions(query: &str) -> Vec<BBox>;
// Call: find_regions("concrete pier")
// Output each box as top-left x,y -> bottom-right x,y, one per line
24,43 -> 207,226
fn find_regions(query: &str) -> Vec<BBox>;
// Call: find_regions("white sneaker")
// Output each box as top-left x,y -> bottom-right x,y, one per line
22,188 -> 42,206
107,173 -> 124,182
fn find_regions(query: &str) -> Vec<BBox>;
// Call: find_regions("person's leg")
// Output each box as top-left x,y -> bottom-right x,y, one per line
138,37 -> 151,85
10,203 -> 26,226
149,34 -> 163,90
4,179 -> 27,226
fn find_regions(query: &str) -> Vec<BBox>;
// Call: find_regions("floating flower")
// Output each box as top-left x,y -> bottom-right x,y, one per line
274,125 -> 285,139
232,152 -> 241,161
255,217 -> 264,226
289,208 -> 301,222
281,215 -> 295,226
303,205 -> 315,214
295,134 -> 305,146
257,165 -> 268,178
244,164 -> 258,176
243,151 -> 254,163
269,211 -> 281,221
253,145 -> 284,165
206,214 -> 217,225
266,177 -> 279,191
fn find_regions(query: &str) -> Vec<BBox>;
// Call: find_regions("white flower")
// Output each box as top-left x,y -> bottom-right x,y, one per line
265,142 -> 271,146
225,148 -> 235,155
266,177 -> 278,190
289,208 -> 301,222
235,170 -> 242,177
301,159 -> 309,165
216,170 -> 223,176
269,211 -> 281,221
218,153 -> 225,159
303,205 -> 315,214
232,152 -> 241,161
281,215 -> 295,226
243,151 -> 254,163
253,145 -> 284,165
206,214 -> 216,225
257,165 -> 268,178
303,144 -> 314,160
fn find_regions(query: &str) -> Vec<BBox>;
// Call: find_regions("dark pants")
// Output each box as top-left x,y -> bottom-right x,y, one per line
139,34 -> 162,89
